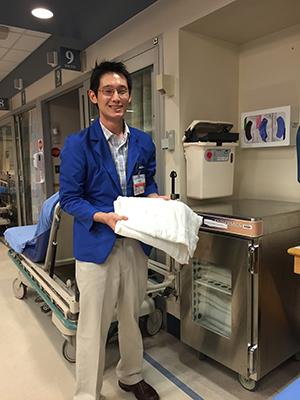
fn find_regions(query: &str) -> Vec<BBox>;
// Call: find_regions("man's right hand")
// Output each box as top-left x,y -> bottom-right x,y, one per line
93,211 -> 128,231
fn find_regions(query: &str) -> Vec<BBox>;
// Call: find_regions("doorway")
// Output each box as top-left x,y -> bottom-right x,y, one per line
45,89 -> 81,194
0,118 -> 18,232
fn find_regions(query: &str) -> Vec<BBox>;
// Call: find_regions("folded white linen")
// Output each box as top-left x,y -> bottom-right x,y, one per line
114,196 -> 203,264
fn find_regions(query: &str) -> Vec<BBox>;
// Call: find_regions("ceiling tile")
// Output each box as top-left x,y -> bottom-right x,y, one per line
24,29 -> 51,39
0,47 -> 9,58
13,34 -> 48,51
0,31 -> 21,48
3,49 -> 30,63
5,26 -> 25,35
0,59 -> 19,71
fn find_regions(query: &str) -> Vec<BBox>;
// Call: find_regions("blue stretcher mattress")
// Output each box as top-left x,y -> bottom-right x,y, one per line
4,192 -> 59,262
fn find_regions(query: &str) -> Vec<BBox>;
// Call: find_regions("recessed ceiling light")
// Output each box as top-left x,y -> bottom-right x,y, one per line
31,8 -> 54,19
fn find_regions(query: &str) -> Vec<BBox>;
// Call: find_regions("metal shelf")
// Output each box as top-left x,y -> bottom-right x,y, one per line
194,277 -> 231,296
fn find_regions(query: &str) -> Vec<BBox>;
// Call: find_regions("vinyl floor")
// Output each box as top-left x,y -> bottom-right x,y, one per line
1,241 -> 300,400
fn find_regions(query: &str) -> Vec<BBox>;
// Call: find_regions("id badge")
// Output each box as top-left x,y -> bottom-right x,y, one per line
133,174 -> 145,196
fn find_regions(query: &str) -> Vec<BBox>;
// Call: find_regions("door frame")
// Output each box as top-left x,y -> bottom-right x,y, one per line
0,115 -> 22,225
79,37 -> 165,194
117,37 -> 165,194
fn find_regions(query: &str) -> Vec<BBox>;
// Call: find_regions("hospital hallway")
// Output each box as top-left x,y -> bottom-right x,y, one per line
1,240 -> 300,400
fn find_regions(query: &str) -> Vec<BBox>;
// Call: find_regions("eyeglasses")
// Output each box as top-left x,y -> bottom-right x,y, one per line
98,88 -> 129,97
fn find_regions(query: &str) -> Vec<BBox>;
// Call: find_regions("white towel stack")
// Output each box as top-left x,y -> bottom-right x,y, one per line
114,196 -> 203,264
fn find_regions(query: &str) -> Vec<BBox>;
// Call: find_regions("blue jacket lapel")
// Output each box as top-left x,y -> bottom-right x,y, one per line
127,129 -> 140,183
90,119 -> 122,193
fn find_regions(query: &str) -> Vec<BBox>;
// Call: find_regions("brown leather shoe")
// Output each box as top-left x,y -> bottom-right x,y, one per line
118,379 -> 159,400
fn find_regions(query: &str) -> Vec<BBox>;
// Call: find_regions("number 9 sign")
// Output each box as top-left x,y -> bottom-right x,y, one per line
60,47 -> 81,71
65,50 -> 74,65
55,67 -> 62,87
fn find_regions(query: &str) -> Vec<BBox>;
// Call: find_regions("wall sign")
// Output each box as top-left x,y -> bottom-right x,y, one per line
55,67 -> 62,87
60,47 -> 82,71
51,147 -> 61,158
21,90 -> 26,106
0,98 -> 9,110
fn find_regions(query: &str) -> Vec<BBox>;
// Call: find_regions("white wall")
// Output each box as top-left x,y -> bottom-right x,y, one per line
5,0 -> 300,203
179,31 -> 239,204
178,20 -> 300,205
237,24 -> 300,201
1,0 -> 235,197
84,0 -> 235,197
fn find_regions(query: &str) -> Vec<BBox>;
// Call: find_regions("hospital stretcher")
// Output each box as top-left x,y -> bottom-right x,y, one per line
5,200 -> 176,362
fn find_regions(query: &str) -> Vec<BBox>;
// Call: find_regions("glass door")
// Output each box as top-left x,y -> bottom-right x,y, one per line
88,66 -> 153,138
88,66 -> 153,139
123,45 -> 164,194
0,118 -> 18,232
123,66 -> 153,137
123,45 -> 165,264
191,258 -> 232,339
15,108 -> 43,226
181,230 -> 253,379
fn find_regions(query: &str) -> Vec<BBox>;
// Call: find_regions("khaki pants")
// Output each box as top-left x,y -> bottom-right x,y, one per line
74,238 -> 148,400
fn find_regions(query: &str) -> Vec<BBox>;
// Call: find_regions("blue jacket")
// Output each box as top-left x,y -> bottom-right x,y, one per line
59,118 -> 158,264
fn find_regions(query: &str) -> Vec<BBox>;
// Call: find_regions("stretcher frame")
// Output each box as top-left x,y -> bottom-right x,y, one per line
7,203 -> 176,361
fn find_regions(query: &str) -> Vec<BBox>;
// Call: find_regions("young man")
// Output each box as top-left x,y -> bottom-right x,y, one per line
59,61 -> 166,400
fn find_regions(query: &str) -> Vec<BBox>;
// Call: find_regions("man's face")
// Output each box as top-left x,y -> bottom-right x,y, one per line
89,72 -> 131,124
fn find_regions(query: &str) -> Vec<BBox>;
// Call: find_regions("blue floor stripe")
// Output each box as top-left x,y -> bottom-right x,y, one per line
143,352 -> 205,400
273,378 -> 300,399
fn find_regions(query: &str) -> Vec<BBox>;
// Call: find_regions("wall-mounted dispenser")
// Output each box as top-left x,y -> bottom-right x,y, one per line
161,130 -> 175,150
241,105 -> 298,148
0,26 -> 9,39
47,51 -> 58,67
183,120 -> 239,199
156,74 -> 175,97
51,123 -> 61,144
14,78 -> 23,91
33,152 -> 45,183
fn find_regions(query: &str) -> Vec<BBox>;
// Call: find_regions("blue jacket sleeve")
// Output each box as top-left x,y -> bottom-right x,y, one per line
59,133 -> 99,231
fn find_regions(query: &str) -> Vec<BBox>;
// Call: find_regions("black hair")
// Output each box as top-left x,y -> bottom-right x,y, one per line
90,60 -> 132,95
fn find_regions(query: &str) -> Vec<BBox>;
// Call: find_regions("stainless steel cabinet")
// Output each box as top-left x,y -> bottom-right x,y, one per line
180,199 -> 300,390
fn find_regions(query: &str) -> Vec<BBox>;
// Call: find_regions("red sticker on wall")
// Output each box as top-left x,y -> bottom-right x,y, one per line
51,147 -> 61,157
38,139 -> 43,151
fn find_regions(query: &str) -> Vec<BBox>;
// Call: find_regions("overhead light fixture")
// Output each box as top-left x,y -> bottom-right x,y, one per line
31,8 -> 54,19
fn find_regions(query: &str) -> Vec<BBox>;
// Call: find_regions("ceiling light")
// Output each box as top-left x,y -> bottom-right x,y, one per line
31,8 -> 54,19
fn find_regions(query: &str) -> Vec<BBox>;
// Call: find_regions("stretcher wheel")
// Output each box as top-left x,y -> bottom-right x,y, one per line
238,373 -> 258,391
12,278 -> 27,299
62,339 -> 76,363
146,309 -> 162,336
